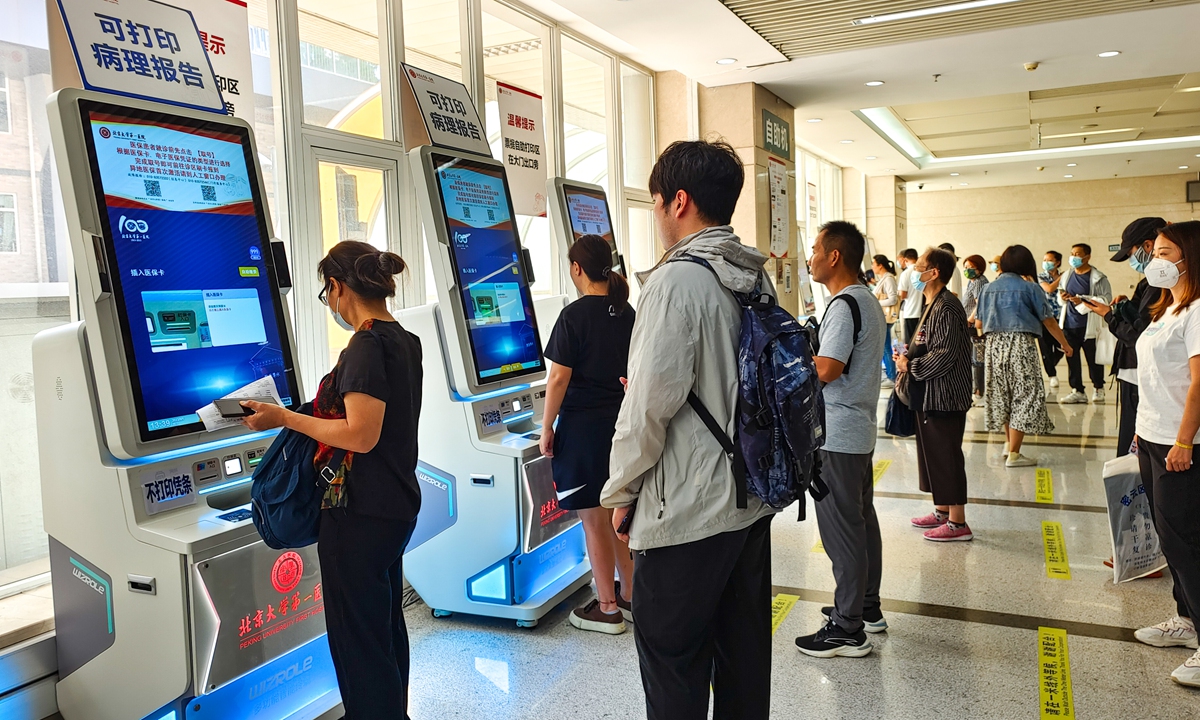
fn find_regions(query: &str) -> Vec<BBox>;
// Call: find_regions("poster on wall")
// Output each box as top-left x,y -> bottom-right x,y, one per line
496,82 -> 548,217
768,156 -> 789,258
170,0 -> 254,122
807,181 -> 818,225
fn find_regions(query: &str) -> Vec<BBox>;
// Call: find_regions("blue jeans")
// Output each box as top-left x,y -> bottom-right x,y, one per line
881,323 -> 896,381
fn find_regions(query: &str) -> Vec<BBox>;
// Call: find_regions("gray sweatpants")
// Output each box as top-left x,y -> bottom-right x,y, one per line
814,449 -> 883,634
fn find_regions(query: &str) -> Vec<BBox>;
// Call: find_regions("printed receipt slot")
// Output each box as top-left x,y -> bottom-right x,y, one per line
36,89 -> 339,720
400,144 -> 591,627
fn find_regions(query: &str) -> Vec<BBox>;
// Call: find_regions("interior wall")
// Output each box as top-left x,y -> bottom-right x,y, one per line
906,173 -> 1199,297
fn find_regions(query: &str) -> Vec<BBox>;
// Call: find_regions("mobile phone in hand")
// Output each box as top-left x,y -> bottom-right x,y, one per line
214,397 -> 274,418
616,503 -> 636,535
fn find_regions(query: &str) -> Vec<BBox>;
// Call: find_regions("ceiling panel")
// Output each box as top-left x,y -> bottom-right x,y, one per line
720,0 -> 1200,59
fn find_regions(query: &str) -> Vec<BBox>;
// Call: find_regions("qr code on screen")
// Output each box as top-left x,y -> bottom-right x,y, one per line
201,185 -> 217,202
143,180 -> 161,197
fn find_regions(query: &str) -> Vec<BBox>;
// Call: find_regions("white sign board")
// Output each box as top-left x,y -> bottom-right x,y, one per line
495,82 -> 548,217
140,464 -> 197,516
169,0 -> 254,121
402,63 -> 491,158
56,0 -> 225,113
768,156 -> 789,258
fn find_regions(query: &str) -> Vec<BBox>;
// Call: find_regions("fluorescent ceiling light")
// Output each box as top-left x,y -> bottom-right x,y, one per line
716,58 -> 737,65
926,134 -> 1200,164
1041,127 -> 1138,140
1098,51 -> 1121,58
1067,163 -> 1077,167
857,107 -> 929,161
1182,166 -> 1191,170
1064,174 -> 1073,178
865,81 -> 885,87
841,140 -> 854,144
1182,87 -> 1200,93
866,156 -> 877,160
950,172 -> 960,176
807,118 -> 822,123
960,182 -> 969,186
852,0 -> 1022,26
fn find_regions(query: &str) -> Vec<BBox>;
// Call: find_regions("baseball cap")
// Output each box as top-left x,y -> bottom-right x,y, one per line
1112,217 -> 1167,262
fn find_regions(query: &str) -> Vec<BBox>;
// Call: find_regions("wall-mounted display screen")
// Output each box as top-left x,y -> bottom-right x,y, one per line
564,184 -> 625,276
79,99 -> 298,441
432,153 -> 544,385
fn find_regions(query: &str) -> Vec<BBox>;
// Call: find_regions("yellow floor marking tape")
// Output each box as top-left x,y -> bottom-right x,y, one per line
771,593 -> 799,635
1038,627 -> 1075,719
1035,468 -> 1054,504
1041,521 -> 1071,580
811,539 -> 825,554
873,459 -> 892,486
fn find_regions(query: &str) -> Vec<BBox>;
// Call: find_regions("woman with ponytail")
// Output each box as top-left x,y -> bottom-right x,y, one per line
539,234 -> 636,634
241,240 -> 423,719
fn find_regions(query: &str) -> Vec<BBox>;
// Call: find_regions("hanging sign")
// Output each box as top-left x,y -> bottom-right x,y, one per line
762,109 -> 792,161
496,82 -> 548,217
768,156 -> 789,258
55,0 -> 225,113
402,63 -> 491,158
169,0 -> 254,121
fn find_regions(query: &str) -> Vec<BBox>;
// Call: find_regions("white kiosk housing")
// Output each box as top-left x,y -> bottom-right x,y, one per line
399,145 -> 591,627
546,178 -> 626,297
36,89 -> 338,720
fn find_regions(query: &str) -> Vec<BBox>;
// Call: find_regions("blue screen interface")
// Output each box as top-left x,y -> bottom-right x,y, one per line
83,105 -> 297,440
434,154 -> 543,383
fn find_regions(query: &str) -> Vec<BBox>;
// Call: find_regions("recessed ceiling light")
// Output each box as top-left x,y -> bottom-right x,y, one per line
716,58 -> 737,65
852,0 -> 1021,26
1181,166 -> 1191,170
883,168 -> 894,172
841,140 -> 854,144
1067,163 -> 1077,167
865,156 -> 877,160
1098,51 -> 1121,58
807,118 -> 822,123
1064,174 -> 1073,178
960,182 -> 969,186
950,172 -> 960,176
865,81 -> 885,87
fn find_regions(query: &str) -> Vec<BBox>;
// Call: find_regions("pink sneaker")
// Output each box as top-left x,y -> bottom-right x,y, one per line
924,523 -> 973,542
911,512 -> 946,529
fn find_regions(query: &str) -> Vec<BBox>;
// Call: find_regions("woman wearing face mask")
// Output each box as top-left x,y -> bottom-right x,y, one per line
962,255 -> 990,406
873,254 -> 900,387
975,245 -> 1073,467
540,234 -> 636,634
241,241 -> 423,720
1038,251 -> 1066,389
1128,220 -> 1200,688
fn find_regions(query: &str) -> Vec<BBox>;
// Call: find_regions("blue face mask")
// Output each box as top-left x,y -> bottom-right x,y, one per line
1069,256 -> 1085,269
911,270 -> 929,292
989,262 -> 999,273
1130,247 -> 1152,274
1042,260 -> 1056,272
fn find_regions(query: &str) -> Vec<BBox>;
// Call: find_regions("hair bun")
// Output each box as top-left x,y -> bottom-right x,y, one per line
377,251 -> 407,275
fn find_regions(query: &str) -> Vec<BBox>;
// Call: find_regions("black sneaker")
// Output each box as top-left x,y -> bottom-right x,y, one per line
821,605 -> 888,633
569,599 -> 626,635
795,620 -> 873,658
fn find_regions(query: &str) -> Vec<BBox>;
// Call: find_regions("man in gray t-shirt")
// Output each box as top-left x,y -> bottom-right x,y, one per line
796,220 -> 888,660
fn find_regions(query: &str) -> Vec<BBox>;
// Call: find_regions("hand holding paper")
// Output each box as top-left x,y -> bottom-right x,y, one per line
196,376 -> 283,432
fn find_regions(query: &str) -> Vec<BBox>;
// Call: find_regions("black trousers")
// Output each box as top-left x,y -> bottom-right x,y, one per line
915,411 -> 969,506
1138,441 -> 1197,619
318,508 -> 417,720
1038,326 -> 1064,378
904,317 -> 920,345
1117,379 -> 1139,457
1063,326 -> 1105,391
633,515 -> 774,720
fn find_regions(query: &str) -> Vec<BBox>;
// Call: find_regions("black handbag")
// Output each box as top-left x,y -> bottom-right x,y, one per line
885,391 -> 916,437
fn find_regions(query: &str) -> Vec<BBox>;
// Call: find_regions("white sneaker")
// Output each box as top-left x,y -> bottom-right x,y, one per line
1006,452 -> 1037,468
1136,616 -> 1199,649
972,395 -> 985,408
1172,649 -> 1200,688
1092,388 -> 1106,403
1059,390 -> 1088,404
881,378 -> 895,389
1049,377 -> 1059,389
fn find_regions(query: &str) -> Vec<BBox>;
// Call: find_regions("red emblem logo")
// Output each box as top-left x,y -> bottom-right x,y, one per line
271,552 -> 303,594
99,127 -> 111,139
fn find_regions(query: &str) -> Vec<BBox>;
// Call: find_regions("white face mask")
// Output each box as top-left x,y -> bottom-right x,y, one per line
330,293 -> 355,332
1145,257 -> 1185,289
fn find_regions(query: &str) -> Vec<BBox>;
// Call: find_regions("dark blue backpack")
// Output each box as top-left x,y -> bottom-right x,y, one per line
674,257 -> 829,518
251,402 -> 346,549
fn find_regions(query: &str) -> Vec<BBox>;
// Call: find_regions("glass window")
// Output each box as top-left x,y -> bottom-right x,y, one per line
403,0 -> 463,83
0,194 -> 15,253
0,70 -> 9,134
626,204 -> 657,303
297,0 -> 385,138
620,64 -> 653,192
247,0 -> 285,234
562,38 -> 610,196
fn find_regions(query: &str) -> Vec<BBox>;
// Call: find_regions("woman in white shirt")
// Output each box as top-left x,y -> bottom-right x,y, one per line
873,254 -> 899,386
1133,220 -> 1200,688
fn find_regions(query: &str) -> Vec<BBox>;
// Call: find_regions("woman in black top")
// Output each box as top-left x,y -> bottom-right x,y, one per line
540,234 -> 636,635
895,247 -> 975,542
242,240 -> 423,720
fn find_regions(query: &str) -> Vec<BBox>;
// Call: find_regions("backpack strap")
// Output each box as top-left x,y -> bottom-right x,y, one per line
825,293 -> 862,373
686,391 -> 748,510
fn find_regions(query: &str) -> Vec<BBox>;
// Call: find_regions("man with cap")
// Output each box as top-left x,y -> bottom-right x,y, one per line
1080,217 -> 1168,456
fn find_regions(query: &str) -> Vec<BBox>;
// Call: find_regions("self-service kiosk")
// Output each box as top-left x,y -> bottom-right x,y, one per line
546,178 -> 627,298
399,145 -> 592,627
36,89 -> 339,720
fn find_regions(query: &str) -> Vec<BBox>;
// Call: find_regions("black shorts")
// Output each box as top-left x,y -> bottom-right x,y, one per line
551,409 -> 619,511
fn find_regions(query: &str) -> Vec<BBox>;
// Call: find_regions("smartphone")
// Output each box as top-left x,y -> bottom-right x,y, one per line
214,397 -> 274,418
616,503 -> 636,535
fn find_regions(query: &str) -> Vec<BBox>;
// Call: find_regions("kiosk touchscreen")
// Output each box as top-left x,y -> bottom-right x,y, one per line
401,144 -> 590,627
548,178 -> 627,294
36,90 -> 338,720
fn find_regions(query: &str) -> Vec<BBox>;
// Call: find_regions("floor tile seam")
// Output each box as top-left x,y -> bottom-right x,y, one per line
872,490 -> 1108,514
771,584 -> 1139,644
878,432 -> 1117,448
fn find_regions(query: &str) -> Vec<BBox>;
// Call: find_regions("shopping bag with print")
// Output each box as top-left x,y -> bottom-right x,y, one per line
1103,453 -> 1167,583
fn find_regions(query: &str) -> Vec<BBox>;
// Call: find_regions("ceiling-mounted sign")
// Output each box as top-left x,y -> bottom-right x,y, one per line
168,0 -> 254,121
496,82 -> 547,217
762,109 -> 792,161
402,63 -> 492,158
55,0 -> 225,113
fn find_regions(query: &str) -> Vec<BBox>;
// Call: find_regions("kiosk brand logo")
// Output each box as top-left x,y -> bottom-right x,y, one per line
118,215 -> 150,240
453,231 -> 471,247
271,551 -> 304,594
72,566 -> 106,596
247,654 -> 315,701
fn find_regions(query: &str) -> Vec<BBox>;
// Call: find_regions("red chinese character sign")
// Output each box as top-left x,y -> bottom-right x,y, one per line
401,63 -> 492,158
496,82 -> 548,217
55,0 -> 225,114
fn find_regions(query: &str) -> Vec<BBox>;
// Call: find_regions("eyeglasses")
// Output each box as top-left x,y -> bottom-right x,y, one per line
318,282 -> 331,306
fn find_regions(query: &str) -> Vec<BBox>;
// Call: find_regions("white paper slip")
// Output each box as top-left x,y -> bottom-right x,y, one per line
196,376 -> 284,432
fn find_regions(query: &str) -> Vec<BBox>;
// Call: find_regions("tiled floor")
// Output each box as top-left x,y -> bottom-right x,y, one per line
401,391 -> 1200,719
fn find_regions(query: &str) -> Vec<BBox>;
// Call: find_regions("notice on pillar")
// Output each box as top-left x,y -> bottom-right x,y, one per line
768,156 -> 789,258
56,0 -> 225,113
168,0 -> 255,122
807,182 -> 818,224
496,82 -> 548,217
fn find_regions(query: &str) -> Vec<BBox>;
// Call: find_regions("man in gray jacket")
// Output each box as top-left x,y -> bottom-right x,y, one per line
601,140 -> 777,720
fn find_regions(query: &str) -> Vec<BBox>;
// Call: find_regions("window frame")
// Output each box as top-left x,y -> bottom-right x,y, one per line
0,192 -> 18,254
0,70 -> 10,135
